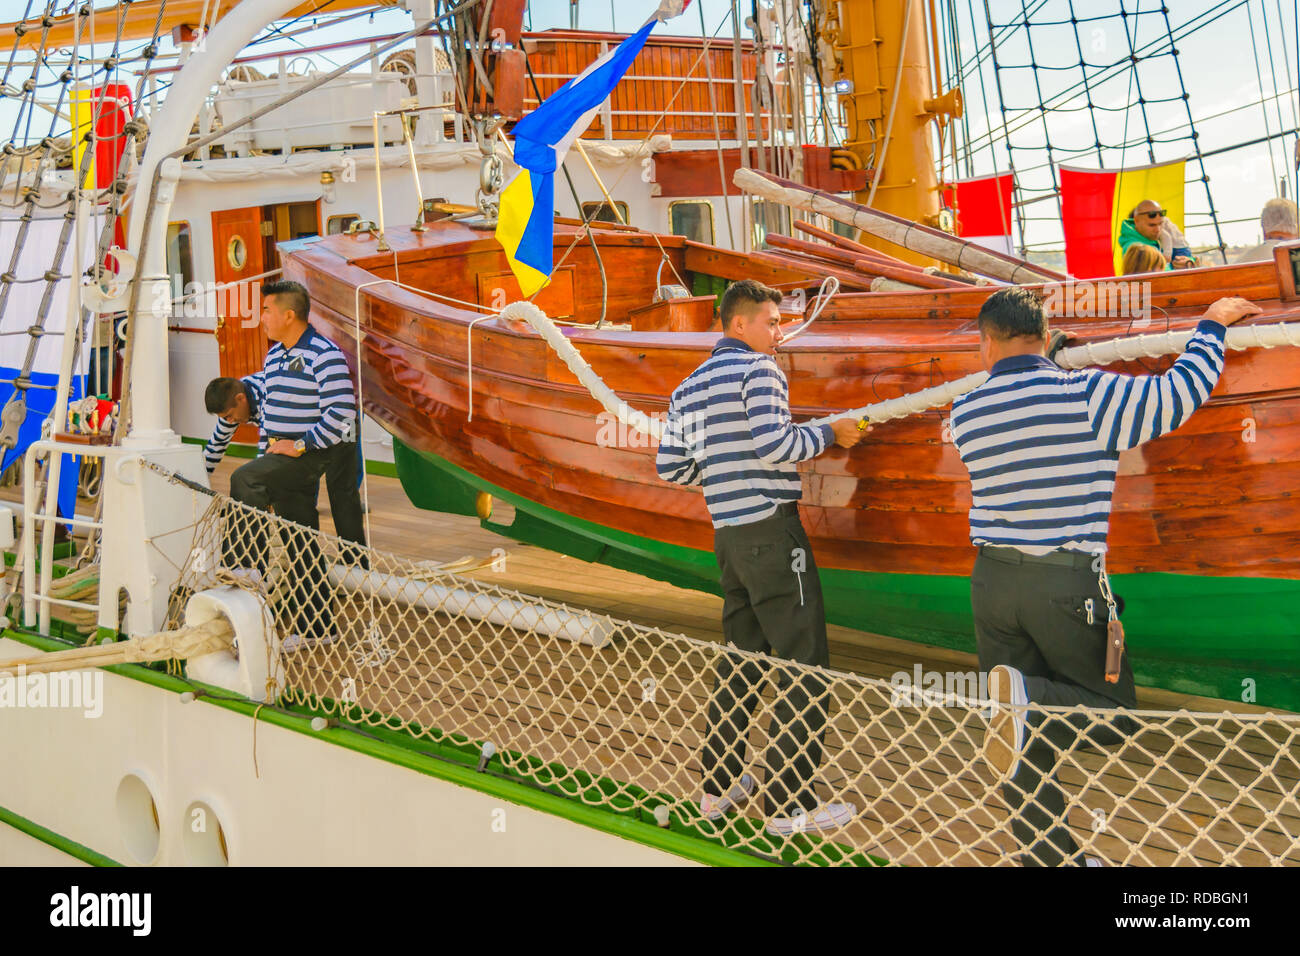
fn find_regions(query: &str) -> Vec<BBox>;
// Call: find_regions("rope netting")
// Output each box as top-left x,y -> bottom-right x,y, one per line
157,473 -> 1300,867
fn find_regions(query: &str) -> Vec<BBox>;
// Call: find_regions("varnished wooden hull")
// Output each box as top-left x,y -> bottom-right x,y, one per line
283,223 -> 1300,709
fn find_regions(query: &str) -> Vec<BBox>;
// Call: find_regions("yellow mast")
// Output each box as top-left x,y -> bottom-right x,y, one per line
823,0 -> 961,265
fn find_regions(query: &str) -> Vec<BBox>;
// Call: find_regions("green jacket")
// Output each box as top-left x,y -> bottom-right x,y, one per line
1117,217 -> 1161,255
1117,218 -> 1176,270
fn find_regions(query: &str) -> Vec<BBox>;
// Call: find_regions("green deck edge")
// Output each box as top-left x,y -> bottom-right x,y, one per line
393,439 -> 1300,712
0,627 -> 798,868
0,800 -> 122,866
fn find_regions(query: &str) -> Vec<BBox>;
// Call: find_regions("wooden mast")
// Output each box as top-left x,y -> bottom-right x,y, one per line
822,0 -> 961,266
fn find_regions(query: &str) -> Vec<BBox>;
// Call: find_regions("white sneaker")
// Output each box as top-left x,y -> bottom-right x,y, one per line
281,632 -> 338,654
225,568 -> 265,587
765,801 -> 857,836
985,664 -> 1028,779
1084,855 -> 1105,867
699,773 -> 755,821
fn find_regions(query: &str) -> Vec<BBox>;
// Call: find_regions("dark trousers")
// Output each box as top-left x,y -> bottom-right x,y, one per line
225,442 -> 365,639
972,548 -> 1138,866
323,440 -> 367,564
702,504 -> 830,815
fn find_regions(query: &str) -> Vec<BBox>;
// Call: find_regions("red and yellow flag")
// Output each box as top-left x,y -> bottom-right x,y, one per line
1059,160 -> 1186,278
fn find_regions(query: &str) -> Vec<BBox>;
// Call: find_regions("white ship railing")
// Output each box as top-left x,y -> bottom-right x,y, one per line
21,439 -> 110,634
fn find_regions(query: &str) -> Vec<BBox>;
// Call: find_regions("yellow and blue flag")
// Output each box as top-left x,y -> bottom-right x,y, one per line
496,1 -> 691,296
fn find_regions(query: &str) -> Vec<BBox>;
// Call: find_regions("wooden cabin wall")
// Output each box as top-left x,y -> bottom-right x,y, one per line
522,33 -> 781,141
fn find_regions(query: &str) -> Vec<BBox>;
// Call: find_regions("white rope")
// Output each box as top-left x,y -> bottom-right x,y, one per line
500,300 -> 666,441
813,322 -> 1300,426
500,296 -> 1300,438
778,276 -> 839,345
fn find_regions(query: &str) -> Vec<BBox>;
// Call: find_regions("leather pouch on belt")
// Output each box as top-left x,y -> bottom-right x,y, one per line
1105,618 -> 1125,684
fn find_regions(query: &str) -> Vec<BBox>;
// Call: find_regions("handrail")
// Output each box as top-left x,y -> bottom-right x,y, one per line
21,439 -> 113,634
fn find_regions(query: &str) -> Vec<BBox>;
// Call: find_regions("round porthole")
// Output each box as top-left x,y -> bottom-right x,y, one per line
226,235 -> 247,271
115,774 -> 161,865
182,800 -> 230,866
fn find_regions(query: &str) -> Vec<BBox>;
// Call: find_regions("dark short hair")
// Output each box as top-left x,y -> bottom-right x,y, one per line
976,286 -> 1047,340
719,279 -> 782,330
205,377 -> 244,415
261,279 -> 310,323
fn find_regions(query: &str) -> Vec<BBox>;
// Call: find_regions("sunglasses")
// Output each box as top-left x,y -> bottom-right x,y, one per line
1138,209 -> 1168,219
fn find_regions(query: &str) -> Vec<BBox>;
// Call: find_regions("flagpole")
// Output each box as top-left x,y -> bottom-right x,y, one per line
573,140 -> 629,227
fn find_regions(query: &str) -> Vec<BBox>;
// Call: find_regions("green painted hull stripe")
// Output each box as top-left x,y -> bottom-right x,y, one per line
179,435 -> 398,477
0,627 -> 775,867
0,801 -> 121,866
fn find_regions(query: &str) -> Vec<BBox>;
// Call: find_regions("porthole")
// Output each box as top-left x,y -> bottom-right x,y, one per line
226,235 -> 248,271
115,774 -> 161,865
182,799 -> 230,866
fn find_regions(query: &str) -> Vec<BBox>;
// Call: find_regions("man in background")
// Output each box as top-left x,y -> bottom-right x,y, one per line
1236,197 -> 1298,262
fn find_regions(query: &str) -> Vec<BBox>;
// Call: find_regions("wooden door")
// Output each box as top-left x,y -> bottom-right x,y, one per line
211,206 -> 268,444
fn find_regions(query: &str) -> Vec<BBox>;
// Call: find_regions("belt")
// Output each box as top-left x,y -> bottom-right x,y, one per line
978,544 -> 1095,570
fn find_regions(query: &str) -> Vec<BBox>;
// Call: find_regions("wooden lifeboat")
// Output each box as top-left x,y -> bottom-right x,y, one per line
283,219 -> 1300,711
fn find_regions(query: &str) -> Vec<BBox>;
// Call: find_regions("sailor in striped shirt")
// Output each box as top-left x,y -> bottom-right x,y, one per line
220,280 -> 366,651
203,373 -> 266,473
950,286 -> 1260,866
656,278 -> 864,837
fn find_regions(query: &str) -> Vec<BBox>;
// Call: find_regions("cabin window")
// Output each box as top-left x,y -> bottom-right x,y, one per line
831,219 -> 857,241
165,221 -> 194,290
581,200 -> 628,225
669,200 -> 715,244
751,199 -> 787,249
327,214 -> 360,235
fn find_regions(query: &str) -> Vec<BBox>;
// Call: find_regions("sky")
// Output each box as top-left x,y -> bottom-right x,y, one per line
0,0 -> 1294,253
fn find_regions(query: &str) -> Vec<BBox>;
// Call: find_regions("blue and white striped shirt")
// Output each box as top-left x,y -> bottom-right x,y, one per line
261,327 -> 357,449
656,337 -> 833,528
203,328 -> 356,475
203,374 -> 266,474
950,319 -> 1226,555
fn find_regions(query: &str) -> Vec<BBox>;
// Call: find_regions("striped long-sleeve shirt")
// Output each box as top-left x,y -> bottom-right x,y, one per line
656,337 -> 833,528
261,327 -> 357,449
203,373 -> 266,474
950,319 -> 1227,555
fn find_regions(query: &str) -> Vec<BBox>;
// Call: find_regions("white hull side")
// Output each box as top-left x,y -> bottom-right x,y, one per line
0,638 -> 697,867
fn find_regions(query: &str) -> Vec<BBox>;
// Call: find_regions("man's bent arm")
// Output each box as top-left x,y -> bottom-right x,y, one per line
1085,319 -> 1226,452
655,400 -> 702,486
204,418 -> 236,475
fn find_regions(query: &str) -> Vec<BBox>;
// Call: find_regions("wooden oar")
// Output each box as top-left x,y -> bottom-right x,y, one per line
736,168 -> 1065,284
793,220 -> 922,271
763,235 -> 967,291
